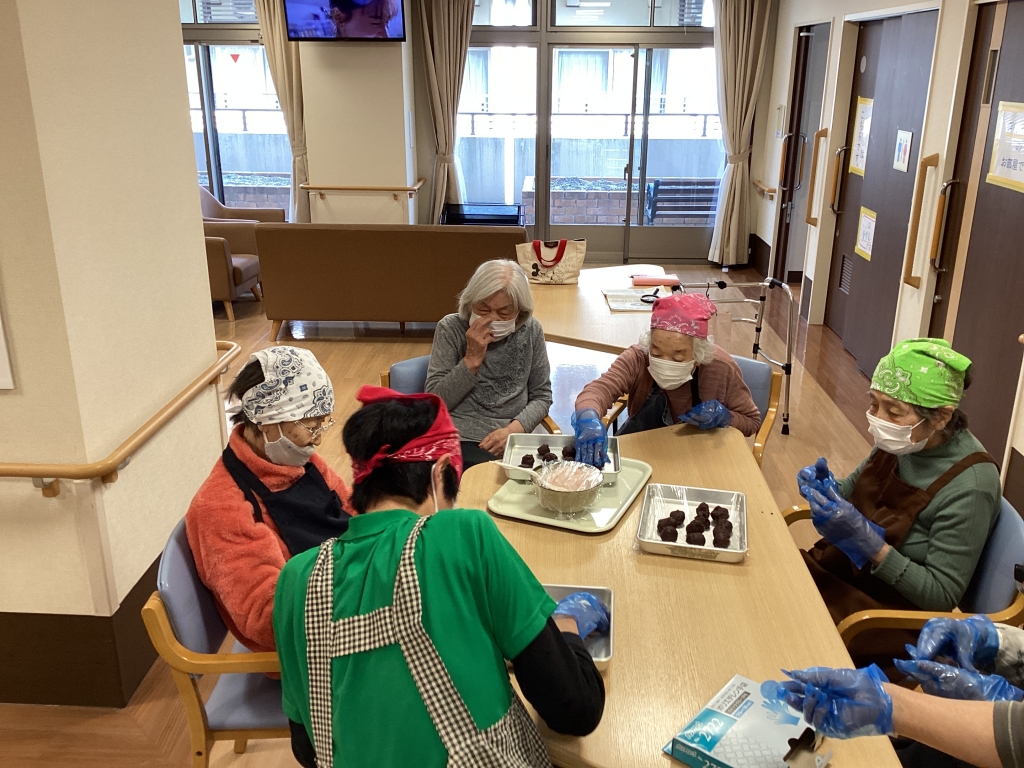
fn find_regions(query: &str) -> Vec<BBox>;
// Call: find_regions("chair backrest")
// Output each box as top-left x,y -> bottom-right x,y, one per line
961,497 -> 1024,614
731,354 -> 772,421
388,356 -> 431,394
157,518 -> 229,655
199,184 -> 228,219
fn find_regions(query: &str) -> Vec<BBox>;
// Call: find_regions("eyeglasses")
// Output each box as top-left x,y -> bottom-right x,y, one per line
295,417 -> 335,439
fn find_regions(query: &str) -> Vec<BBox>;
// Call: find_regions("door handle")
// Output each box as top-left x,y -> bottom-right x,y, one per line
805,128 -> 828,226
829,146 -> 849,215
929,179 -> 959,272
794,134 -> 808,191
904,153 -> 940,289
778,133 -> 794,192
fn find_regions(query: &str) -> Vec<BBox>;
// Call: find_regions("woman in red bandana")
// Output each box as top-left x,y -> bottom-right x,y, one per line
273,387 -> 607,768
572,293 -> 762,466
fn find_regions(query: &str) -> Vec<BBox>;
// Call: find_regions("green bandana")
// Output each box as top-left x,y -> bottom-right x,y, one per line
871,338 -> 972,408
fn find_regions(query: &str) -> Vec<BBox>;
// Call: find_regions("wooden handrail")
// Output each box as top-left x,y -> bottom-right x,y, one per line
904,153 -> 940,289
805,128 -> 828,226
0,341 -> 240,494
300,179 -> 425,200
752,179 -> 777,200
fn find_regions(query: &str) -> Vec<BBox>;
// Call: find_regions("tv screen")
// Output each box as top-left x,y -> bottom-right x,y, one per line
284,0 -> 405,41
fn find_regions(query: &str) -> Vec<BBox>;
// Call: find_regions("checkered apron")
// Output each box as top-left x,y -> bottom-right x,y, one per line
304,516 -> 552,768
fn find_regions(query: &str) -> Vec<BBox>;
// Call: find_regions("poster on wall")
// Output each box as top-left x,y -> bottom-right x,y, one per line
849,97 -> 874,176
986,101 -> 1024,194
0,307 -> 12,390
855,207 -> 876,261
893,130 -> 913,173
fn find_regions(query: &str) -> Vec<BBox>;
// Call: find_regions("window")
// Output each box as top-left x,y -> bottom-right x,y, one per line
473,0 -> 534,26
454,47 -> 538,224
180,0 -> 259,24
553,0 -> 712,27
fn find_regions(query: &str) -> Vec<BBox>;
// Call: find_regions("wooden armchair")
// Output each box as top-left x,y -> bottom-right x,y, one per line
784,497 -> 1024,648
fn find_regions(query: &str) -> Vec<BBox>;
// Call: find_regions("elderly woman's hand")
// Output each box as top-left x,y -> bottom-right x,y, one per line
479,420 -> 524,456
464,316 -> 495,375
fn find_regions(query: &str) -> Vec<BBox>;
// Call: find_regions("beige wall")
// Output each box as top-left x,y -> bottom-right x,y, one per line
0,0 -> 224,615
752,0 -> 976,339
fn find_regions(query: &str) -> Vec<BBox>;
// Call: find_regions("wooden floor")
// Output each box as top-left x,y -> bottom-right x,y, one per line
0,265 -> 873,767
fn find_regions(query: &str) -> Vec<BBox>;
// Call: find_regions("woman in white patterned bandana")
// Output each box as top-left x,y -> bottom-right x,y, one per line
185,346 -> 354,654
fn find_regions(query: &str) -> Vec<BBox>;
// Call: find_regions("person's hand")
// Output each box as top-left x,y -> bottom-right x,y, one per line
678,400 -> 733,429
910,615 -> 1000,672
553,592 -> 610,640
894,659 -> 1024,702
464,316 -> 495,374
478,421 -> 524,456
761,665 -> 894,739
798,457 -> 839,500
805,487 -> 886,570
572,408 -> 607,467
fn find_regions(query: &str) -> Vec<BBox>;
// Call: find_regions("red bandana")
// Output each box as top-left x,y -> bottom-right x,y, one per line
350,386 -> 464,484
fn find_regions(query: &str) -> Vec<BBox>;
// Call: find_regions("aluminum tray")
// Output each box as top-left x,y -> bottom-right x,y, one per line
635,484 -> 747,563
502,432 -> 620,483
543,584 -> 613,670
488,457 -> 652,533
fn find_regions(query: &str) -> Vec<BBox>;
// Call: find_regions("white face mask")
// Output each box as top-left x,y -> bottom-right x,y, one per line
263,427 -> 317,467
648,355 -> 696,391
471,313 -> 517,341
866,411 -> 929,455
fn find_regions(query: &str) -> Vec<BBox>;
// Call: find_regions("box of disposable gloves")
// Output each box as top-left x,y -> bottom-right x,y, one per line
663,675 -> 808,768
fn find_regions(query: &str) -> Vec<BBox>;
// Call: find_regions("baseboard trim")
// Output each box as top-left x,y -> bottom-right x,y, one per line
0,556 -> 160,707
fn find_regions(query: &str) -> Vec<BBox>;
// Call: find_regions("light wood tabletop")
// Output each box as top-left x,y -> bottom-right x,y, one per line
533,265 -> 674,354
459,425 -> 899,768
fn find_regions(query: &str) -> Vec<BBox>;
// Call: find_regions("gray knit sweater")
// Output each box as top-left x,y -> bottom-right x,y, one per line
425,314 -> 553,442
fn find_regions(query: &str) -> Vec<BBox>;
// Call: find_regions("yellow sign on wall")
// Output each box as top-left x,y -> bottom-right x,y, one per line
986,101 -> 1024,194
849,97 -> 873,177
855,207 -> 876,261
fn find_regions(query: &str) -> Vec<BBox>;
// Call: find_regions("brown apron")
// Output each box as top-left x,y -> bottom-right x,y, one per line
802,449 -> 995,673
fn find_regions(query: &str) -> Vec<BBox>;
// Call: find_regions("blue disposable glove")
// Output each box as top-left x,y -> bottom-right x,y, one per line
797,457 -> 840,500
894,659 -> 1024,702
553,592 -> 610,640
804,487 -> 886,570
760,665 -> 894,739
679,399 -> 733,430
572,408 -> 607,468
909,615 -> 1001,672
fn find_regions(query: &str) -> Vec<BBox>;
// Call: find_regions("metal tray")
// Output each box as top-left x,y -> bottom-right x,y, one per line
635,484 -> 747,563
543,584 -> 613,670
488,457 -> 652,534
502,433 -> 620,483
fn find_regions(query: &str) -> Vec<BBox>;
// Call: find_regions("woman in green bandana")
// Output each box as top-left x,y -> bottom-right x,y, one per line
795,338 -> 1001,672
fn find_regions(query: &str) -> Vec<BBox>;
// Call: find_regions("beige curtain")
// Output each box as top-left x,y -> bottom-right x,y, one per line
709,0 -> 772,265
419,0 -> 475,223
255,0 -> 310,223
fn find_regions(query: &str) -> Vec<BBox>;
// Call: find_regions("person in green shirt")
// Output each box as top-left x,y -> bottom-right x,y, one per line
273,386 -> 607,768
795,338 -> 1001,675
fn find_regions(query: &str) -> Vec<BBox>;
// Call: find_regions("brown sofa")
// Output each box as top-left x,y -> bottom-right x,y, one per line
255,223 -> 528,341
199,184 -> 286,223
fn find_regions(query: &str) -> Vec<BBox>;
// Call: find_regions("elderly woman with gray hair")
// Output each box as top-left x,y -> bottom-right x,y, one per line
426,260 -> 553,468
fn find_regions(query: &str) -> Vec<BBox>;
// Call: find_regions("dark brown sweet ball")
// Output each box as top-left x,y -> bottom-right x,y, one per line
659,526 -> 679,542
669,509 -> 687,525
714,520 -> 733,535
685,520 -> 704,534
537,444 -> 550,456
713,535 -> 731,549
542,452 -> 558,462
561,445 -> 576,459
519,454 -> 535,468
685,531 -> 706,546
657,516 -> 676,530
711,506 -> 730,521
695,502 -> 710,516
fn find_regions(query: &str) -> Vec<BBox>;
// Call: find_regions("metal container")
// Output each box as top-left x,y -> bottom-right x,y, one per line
635,484 -> 748,563
532,461 -> 604,516
543,584 -> 613,670
502,433 -> 621,483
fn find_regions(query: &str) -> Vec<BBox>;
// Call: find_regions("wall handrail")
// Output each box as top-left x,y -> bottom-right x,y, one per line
904,153 -> 941,289
0,341 -> 241,495
752,179 -> 777,200
300,179 -> 425,200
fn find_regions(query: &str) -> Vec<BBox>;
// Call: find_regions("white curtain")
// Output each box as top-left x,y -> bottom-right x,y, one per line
419,0 -> 476,223
708,0 -> 772,265
255,0 -> 310,223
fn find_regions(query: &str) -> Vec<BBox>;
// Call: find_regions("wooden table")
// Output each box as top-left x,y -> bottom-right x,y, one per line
533,265 -> 671,354
459,425 -> 899,768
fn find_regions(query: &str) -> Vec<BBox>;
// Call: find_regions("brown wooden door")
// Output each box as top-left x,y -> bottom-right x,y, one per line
950,0 -> 1024,465
824,11 -> 939,377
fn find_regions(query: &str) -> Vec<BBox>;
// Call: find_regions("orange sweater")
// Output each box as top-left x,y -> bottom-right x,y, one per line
185,425 -> 353,652
574,344 -> 762,437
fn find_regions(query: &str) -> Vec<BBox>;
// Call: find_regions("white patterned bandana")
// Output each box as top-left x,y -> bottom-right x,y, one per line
240,346 -> 334,425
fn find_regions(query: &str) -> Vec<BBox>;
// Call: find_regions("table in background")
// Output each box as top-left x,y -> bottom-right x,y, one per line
459,425 -> 899,768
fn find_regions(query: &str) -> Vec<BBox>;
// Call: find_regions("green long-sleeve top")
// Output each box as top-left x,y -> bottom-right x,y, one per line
836,428 -> 1001,612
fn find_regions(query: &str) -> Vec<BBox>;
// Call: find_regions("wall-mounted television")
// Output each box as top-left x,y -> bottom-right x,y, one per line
284,0 -> 406,41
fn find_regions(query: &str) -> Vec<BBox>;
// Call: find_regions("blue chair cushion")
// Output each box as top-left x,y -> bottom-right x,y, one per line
389,356 -> 431,394
205,641 -> 288,731
731,355 -> 772,422
961,498 -> 1024,615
